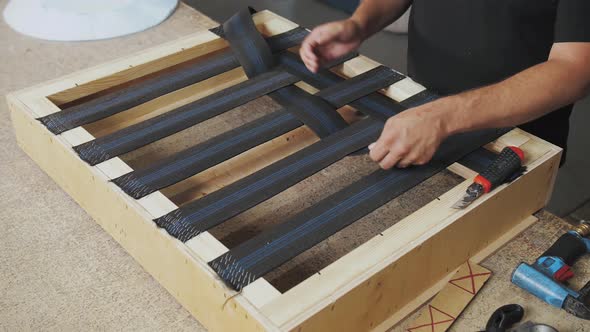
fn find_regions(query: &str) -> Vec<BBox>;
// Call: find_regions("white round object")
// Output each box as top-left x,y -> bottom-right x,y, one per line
3,0 -> 178,41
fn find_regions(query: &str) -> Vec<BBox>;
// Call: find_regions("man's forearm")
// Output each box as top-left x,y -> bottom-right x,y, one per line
436,50 -> 590,135
351,0 -> 412,38
368,42 -> 590,169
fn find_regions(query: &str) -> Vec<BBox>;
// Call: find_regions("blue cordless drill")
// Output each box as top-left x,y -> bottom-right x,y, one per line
512,221 -> 590,320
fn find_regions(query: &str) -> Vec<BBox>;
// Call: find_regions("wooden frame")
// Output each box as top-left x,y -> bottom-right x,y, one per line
8,10 -> 561,332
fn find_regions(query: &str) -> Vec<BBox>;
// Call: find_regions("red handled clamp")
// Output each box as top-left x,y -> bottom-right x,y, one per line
452,146 -> 525,209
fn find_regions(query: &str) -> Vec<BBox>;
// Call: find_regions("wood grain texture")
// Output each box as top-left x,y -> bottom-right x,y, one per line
8,93 -> 279,332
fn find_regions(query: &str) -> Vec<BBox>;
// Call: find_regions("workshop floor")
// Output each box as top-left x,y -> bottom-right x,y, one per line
1,1 -> 589,331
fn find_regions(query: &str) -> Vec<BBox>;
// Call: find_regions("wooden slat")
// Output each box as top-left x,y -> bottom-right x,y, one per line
8,92 -> 281,332
41,13 -> 284,105
84,67 -> 248,137
185,231 -> 282,309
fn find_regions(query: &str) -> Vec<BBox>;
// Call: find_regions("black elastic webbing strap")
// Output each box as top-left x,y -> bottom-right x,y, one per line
154,118 -> 382,242
74,68 -> 298,165
38,27 -> 307,135
115,110 -> 300,199
278,52 -> 411,121
277,52 -> 498,173
38,51 -> 237,135
276,53 -> 503,170
208,6 -> 257,38
316,64 -> 405,105
114,66 -> 400,199
211,24 -> 309,57
217,8 -> 348,138
269,87 -> 348,138
222,8 -> 276,77
265,28 -> 310,52
209,127 -> 510,290
399,89 -> 439,108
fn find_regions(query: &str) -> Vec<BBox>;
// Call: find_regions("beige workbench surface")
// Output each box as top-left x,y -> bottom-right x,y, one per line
1,2 -> 588,331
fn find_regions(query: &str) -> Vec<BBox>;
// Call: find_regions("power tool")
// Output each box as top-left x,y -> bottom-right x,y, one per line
512,220 -> 590,320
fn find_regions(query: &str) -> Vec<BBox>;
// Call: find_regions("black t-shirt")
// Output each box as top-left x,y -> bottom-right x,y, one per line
407,0 -> 590,153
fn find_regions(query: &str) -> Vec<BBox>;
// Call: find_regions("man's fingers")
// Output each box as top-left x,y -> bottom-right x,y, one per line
301,35 -> 322,72
397,155 -> 416,168
300,50 -> 316,68
303,51 -> 319,68
399,149 -> 435,168
379,152 -> 403,170
300,22 -> 345,72
301,50 -> 319,72
368,141 -> 389,163
303,39 -> 319,59
299,40 -> 317,69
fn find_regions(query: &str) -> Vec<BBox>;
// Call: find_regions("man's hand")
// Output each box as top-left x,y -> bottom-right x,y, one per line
369,103 -> 450,169
300,0 -> 413,72
300,19 -> 364,73
368,42 -> 590,170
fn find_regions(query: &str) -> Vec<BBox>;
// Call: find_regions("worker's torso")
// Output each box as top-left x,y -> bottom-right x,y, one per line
407,0 -> 557,94
407,0 -> 573,156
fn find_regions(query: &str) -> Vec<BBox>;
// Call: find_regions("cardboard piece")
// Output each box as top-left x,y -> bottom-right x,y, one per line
407,261 -> 492,332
